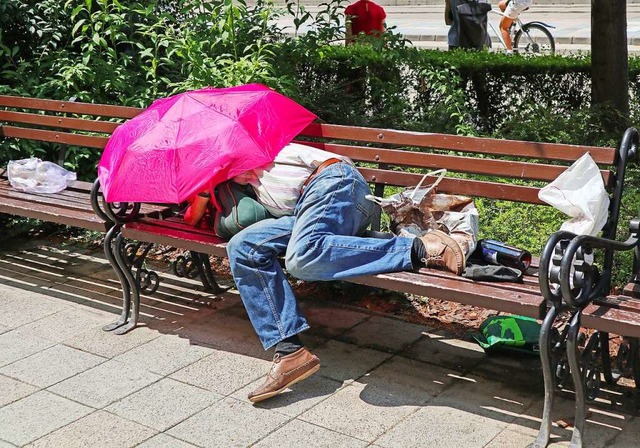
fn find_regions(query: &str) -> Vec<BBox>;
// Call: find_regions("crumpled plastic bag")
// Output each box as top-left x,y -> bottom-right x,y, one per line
538,153 -> 609,236
366,169 -> 479,256
7,158 -> 77,194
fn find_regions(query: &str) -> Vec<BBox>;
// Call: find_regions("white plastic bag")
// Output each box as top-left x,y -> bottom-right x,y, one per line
7,158 -> 77,194
538,153 -> 609,236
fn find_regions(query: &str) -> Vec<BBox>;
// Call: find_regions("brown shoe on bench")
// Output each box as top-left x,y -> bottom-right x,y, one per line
419,230 -> 466,275
248,347 -> 320,403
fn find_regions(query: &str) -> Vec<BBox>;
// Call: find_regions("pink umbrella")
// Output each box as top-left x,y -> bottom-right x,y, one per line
98,84 -> 316,203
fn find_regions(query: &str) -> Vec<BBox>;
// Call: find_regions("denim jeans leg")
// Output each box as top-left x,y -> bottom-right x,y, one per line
285,163 -> 415,281
227,216 -> 310,350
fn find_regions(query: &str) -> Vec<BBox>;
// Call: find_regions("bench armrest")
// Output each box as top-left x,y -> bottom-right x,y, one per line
558,220 -> 640,308
90,178 -> 142,224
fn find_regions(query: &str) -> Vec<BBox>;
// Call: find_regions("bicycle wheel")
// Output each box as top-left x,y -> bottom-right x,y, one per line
514,23 -> 555,55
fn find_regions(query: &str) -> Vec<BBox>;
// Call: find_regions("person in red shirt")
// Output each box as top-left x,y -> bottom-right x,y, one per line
345,0 -> 387,44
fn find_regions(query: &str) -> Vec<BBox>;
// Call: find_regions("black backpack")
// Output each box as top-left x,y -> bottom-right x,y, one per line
456,0 -> 492,50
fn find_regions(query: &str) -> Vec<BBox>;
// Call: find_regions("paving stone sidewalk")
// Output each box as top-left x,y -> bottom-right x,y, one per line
0,239 -> 639,447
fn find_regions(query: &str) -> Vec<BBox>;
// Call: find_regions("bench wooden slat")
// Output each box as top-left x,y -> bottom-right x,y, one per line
299,140 -> 614,186
0,125 -> 108,148
582,296 -> 640,338
0,195 -> 107,231
358,168 -> 544,203
123,219 -> 228,257
417,267 -> 542,296
0,95 -> 141,119
347,270 -> 546,318
622,280 -> 640,299
300,123 -> 617,164
0,110 -> 120,134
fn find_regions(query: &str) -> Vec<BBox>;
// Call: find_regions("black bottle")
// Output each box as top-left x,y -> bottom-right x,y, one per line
478,239 -> 532,272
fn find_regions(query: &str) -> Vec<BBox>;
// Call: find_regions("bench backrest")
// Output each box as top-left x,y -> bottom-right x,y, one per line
296,123 -> 618,205
0,95 -> 618,207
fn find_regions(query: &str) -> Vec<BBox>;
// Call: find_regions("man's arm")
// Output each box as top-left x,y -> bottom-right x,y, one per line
345,14 -> 353,45
444,0 -> 453,26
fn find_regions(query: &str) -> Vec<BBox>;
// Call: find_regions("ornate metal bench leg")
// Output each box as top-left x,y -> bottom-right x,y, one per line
566,310 -> 585,448
172,251 -> 230,293
112,234 -> 141,335
599,332 -> 616,385
102,225 -> 132,332
194,252 -> 230,293
631,338 -> 640,388
528,305 -> 561,448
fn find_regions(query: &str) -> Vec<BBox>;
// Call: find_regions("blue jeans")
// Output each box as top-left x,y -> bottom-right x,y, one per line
227,162 -> 415,349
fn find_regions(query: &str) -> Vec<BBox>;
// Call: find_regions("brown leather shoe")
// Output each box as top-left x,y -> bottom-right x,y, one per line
248,347 -> 320,403
419,230 -> 466,275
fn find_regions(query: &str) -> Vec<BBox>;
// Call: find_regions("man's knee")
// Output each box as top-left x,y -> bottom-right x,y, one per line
227,233 -> 263,268
284,244 -> 326,281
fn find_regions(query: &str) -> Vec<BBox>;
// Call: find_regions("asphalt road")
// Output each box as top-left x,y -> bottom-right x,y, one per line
274,4 -> 640,53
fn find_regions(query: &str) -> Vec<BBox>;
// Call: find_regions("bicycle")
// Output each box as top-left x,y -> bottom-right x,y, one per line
487,8 -> 555,55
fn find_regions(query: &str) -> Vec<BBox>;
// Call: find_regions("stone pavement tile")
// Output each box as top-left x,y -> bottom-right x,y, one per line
167,397 -> 290,447
0,284 -> 71,328
485,428 -> 546,448
504,394 -> 631,447
0,252 -> 69,283
170,349 -> 269,395
114,333 -> 214,375
311,339 -> 393,382
0,328 -> 53,368
425,373 -> 537,424
0,344 -> 105,388
0,324 -> 8,335
399,330 -> 486,373
373,405 -> 506,448
105,378 -> 222,431
25,410 -> 157,448
298,381 -> 419,442
171,313 -> 269,360
49,276 -> 124,304
300,302 -> 369,339
0,439 -> 15,448
232,371 -> 344,416
48,359 -> 161,408
336,315 -> 428,353
472,351 -> 544,392
254,418 -> 368,448
136,433 -> 198,448
64,324 -> 162,358
47,251 -> 112,277
0,271 -> 63,294
16,306 -> 113,343
0,390 -> 92,446
375,375 -> 535,447
0,375 -> 38,407
298,356 -> 453,442
0,257 -> 70,292
605,414 -> 640,447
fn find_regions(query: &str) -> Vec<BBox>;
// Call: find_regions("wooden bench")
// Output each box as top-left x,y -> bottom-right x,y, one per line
2,95 -> 637,448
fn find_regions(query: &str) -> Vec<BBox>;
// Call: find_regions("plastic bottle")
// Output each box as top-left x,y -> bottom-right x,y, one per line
478,239 -> 532,272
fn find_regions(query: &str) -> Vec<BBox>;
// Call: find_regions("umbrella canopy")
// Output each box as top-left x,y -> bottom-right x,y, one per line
98,84 -> 316,203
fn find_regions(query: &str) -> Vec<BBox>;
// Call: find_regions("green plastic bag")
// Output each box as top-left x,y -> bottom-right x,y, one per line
472,315 -> 541,355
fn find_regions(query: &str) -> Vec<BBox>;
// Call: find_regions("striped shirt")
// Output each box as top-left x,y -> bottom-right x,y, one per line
249,142 -> 352,217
